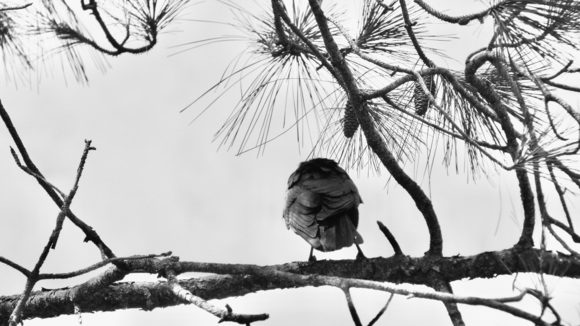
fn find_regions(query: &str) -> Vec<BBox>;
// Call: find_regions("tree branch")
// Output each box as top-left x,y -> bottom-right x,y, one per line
464,52 -> 536,248
307,0 -> 443,256
0,101 -> 119,261
413,0 -> 491,25
3,247 -> 574,325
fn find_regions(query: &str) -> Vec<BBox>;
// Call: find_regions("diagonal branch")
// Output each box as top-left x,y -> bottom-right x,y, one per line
0,101 -> 118,261
397,0 -> 433,67
307,0 -> 443,256
341,287 -> 362,326
367,293 -> 394,326
166,270 -> 268,324
8,141 -> 94,326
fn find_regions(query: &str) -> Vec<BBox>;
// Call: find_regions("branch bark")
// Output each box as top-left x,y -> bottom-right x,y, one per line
305,0 -> 443,256
2,247 -> 578,324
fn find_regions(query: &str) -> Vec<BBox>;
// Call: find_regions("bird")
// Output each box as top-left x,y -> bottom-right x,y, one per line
283,158 -> 365,262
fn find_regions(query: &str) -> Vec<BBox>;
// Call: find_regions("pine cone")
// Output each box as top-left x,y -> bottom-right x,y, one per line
342,101 -> 359,138
413,75 -> 435,116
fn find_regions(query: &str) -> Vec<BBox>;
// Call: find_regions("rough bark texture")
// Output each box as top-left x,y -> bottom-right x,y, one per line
1,247 -> 578,324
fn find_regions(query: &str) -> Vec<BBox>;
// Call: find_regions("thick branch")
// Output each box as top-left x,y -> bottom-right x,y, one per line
1,248 -> 576,325
307,0 -> 443,256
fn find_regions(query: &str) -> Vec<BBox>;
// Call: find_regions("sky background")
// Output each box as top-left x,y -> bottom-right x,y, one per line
0,0 -> 579,325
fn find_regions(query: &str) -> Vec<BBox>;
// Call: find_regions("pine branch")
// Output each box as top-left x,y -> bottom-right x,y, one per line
1,247 -> 577,325
307,0 -> 443,256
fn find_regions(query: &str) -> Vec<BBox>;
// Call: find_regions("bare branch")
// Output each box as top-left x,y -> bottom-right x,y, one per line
166,270 -> 269,324
0,3 -> 32,12
376,221 -> 403,256
0,101 -> 118,260
39,252 -> 172,280
413,0 -> 490,25
465,52 -> 536,248
8,140 -> 96,325
307,0 -> 443,256
0,258 -> 30,277
367,293 -> 394,326
342,287 -> 362,326
397,0 -> 433,67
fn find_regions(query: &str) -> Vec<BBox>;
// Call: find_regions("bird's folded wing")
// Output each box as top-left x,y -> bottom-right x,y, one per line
283,187 -> 321,239
301,178 -> 361,220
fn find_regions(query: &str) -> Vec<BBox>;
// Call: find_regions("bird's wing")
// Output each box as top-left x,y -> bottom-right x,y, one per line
283,185 -> 321,241
301,177 -> 361,221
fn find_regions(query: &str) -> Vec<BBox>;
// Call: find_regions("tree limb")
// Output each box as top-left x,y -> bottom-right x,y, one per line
3,246 -> 575,325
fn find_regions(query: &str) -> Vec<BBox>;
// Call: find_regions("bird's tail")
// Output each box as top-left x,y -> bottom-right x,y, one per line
319,214 -> 363,252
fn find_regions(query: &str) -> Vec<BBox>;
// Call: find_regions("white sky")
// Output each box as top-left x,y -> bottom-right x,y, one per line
0,1 -> 579,325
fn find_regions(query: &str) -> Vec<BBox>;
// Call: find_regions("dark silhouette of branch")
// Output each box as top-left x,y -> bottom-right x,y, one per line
367,293 -> 394,326
397,0 -> 433,67
0,101 -> 118,261
305,0 -> 443,256
432,279 -> 465,326
377,221 -> 403,256
0,3 -> 32,12
465,52 -> 536,248
342,287 -> 362,326
38,252 -> 172,280
0,258 -> 30,278
413,0 -> 491,25
166,270 -> 269,324
3,247 -> 574,325
8,141 -> 94,326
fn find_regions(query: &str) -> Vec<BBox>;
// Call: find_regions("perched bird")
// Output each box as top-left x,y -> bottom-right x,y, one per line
283,158 -> 365,262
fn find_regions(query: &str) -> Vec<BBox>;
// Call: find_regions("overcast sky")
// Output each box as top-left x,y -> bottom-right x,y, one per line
0,1 -> 579,325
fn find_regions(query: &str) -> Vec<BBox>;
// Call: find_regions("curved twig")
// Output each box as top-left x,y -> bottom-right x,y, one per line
464,52 -> 536,248
377,221 -> 403,256
413,0 -> 491,25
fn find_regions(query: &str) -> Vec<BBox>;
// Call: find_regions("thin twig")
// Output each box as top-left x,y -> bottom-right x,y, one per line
376,221 -> 403,256
0,3 -> 32,11
0,101 -> 119,260
0,257 -> 31,277
39,252 -> 172,280
342,286 -> 362,326
398,0 -> 433,67
367,293 -> 394,326
545,223 -> 580,259
8,141 -> 96,325
81,0 -> 157,55
270,0 -> 342,85
546,162 -> 575,233
546,216 -> 580,243
166,270 -> 269,324
413,0 -> 491,25
465,52 -> 536,248
9,147 -> 66,199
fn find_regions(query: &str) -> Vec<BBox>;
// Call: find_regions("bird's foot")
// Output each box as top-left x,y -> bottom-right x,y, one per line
308,254 -> 317,263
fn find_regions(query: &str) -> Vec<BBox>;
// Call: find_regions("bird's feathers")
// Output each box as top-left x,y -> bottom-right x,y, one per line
283,158 -> 363,252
